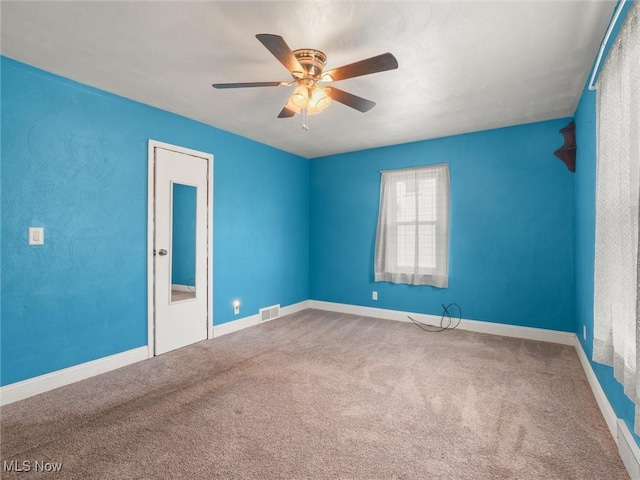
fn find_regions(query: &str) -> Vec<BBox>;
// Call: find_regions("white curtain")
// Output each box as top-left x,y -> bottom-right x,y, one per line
593,2 -> 640,434
374,165 -> 449,287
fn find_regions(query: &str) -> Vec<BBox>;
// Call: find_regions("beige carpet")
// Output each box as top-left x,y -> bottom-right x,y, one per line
0,309 -> 628,479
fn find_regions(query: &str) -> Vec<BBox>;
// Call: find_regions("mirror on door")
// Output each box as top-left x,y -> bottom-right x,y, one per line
171,183 -> 197,302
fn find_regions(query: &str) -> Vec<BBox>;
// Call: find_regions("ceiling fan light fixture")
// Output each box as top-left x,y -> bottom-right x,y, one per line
309,86 -> 331,111
291,85 -> 309,108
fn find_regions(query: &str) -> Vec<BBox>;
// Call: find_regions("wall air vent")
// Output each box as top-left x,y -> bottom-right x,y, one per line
259,304 -> 281,323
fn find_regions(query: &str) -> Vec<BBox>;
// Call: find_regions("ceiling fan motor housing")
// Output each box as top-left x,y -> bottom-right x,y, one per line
293,49 -> 327,79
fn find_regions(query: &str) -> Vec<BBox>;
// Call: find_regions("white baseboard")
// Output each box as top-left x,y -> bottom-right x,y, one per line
0,346 -> 148,406
171,284 -> 193,292
574,339 -> 640,479
618,419 -> 640,480
574,339 -> 618,438
308,300 -> 575,346
280,300 -> 312,317
213,313 -> 260,337
213,300 -> 311,338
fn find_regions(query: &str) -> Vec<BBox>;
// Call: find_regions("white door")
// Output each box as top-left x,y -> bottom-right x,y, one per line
153,145 -> 209,355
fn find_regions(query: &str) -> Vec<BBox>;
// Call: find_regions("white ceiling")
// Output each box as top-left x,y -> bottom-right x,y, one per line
1,1 -> 615,159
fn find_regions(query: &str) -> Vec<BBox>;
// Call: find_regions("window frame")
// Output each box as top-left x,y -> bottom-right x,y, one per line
374,164 -> 450,288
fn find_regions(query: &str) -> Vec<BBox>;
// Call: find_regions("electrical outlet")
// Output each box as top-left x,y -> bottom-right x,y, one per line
233,300 -> 240,315
583,325 -> 587,341
372,291 -> 378,301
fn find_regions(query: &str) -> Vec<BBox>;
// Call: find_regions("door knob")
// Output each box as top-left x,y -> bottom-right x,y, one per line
158,249 -> 168,256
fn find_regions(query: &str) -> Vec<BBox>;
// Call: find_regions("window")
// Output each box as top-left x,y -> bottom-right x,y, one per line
592,2 -> 639,434
374,164 -> 449,287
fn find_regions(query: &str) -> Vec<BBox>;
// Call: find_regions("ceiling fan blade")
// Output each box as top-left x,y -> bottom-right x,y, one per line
325,87 -> 376,113
323,53 -> 398,82
256,34 -> 304,75
212,81 -> 285,89
278,106 -> 297,118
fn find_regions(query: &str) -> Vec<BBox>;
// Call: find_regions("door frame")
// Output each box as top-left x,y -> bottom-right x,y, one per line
147,139 -> 214,358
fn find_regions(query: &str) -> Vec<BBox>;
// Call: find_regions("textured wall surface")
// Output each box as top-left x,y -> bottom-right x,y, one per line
310,119 -> 576,332
1,57 -> 309,386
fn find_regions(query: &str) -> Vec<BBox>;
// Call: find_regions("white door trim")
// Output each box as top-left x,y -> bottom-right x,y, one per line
147,140 -> 214,359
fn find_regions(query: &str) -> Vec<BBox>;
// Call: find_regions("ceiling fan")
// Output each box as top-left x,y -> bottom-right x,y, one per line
212,34 -> 399,130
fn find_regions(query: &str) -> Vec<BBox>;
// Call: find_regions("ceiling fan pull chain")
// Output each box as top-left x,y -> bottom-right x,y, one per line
302,107 -> 309,131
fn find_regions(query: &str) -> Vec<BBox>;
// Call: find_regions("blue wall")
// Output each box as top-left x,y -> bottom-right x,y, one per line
0,57 -> 309,386
171,184 -> 196,286
573,0 -> 638,445
310,120 -> 575,331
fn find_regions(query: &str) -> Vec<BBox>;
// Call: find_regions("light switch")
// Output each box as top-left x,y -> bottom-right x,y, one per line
28,227 -> 44,246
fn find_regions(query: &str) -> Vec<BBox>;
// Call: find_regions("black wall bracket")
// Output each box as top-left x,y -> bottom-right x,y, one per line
554,120 -> 576,172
